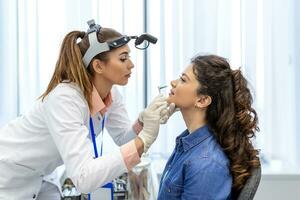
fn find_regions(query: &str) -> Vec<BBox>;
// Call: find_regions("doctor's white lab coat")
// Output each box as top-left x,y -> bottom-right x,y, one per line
0,83 -> 137,200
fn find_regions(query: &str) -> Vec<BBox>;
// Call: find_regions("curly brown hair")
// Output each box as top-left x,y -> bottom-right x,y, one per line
191,54 -> 260,195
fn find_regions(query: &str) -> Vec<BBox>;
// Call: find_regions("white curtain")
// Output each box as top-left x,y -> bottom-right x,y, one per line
0,0 -> 146,155
0,0 -> 298,169
0,0 -> 145,126
147,0 -> 298,169
0,0 -> 19,125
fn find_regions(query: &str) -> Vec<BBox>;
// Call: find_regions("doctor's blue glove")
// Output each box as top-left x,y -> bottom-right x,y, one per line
138,94 -> 168,152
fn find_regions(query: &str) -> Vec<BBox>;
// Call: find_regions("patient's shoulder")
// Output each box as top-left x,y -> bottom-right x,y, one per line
185,138 -> 230,172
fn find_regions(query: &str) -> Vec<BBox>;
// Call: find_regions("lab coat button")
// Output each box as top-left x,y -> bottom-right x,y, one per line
32,194 -> 36,198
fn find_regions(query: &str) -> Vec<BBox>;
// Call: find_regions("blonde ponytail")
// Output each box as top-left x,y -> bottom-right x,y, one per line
40,31 -> 93,108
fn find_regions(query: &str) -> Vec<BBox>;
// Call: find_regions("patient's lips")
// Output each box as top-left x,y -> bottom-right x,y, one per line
169,89 -> 175,96
166,89 -> 175,103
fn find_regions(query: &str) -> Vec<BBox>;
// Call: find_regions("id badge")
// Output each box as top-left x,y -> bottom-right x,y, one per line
89,117 -> 113,199
89,182 -> 113,200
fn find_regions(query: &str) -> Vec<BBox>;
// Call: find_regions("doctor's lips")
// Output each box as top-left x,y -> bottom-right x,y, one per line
125,73 -> 131,78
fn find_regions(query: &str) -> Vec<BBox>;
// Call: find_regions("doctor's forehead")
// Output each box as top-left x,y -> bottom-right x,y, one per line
113,45 -> 131,56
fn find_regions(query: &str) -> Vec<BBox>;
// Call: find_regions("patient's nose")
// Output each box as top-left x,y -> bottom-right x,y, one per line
171,80 -> 176,88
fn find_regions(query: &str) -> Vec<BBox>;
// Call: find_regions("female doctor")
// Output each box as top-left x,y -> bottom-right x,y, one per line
0,20 -> 170,199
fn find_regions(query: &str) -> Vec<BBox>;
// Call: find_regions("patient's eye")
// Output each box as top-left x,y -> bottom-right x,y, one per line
180,76 -> 186,82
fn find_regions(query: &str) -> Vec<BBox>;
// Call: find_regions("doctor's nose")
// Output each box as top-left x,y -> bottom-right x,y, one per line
128,59 -> 134,69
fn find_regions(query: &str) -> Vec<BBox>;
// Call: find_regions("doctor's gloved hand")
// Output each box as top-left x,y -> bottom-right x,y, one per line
138,94 -> 168,152
138,94 -> 172,125
159,103 -> 179,124
138,94 -> 168,124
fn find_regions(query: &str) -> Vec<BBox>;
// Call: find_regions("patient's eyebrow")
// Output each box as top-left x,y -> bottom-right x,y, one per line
182,73 -> 190,80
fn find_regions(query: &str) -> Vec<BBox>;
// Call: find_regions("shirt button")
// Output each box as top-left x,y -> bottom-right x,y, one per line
168,188 -> 171,193
32,194 -> 36,198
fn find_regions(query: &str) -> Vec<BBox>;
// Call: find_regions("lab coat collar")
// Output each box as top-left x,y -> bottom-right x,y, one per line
90,85 -> 113,117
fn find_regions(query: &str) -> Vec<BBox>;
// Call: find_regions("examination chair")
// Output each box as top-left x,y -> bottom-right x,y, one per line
237,164 -> 261,200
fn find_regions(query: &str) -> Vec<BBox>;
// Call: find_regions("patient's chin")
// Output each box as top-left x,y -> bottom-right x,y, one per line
166,97 -> 174,104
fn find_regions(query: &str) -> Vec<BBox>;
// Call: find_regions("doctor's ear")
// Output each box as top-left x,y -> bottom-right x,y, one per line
91,59 -> 105,74
195,95 -> 212,109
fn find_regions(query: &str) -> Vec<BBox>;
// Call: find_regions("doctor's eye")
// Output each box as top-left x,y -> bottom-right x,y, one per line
120,55 -> 130,62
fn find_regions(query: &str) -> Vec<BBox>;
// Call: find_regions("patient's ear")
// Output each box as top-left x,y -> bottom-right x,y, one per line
195,95 -> 212,109
92,59 -> 105,74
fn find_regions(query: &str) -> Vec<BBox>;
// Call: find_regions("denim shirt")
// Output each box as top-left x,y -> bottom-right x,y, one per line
158,125 -> 232,200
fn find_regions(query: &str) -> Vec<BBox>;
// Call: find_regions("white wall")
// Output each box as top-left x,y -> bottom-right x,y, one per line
255,174 -> 300,200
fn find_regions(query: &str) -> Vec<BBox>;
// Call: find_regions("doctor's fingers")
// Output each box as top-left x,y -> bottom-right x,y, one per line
151,101 -> 168,111
160,103 -> 177,117
160,108 -> 168,117
153,93 -> 168,101
149,94 -> 168,106
159,106 -> 171,124
159,103 -> 178,124
168,103 -> 176,113
159,107 -> 170,124
148,100 -> 168,110
160,116 -> 169,124
154,102 -> 168,114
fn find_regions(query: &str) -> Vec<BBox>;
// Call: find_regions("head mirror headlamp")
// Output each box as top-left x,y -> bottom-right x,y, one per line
82,19 -> 157,67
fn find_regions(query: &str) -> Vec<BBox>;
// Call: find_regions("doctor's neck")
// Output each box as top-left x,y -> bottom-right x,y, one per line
92,76 -> 112,100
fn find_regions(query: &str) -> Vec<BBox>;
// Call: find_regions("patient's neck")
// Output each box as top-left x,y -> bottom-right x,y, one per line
181,108 -> 206,134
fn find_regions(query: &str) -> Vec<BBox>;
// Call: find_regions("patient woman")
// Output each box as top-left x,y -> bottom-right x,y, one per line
158,54 -> 260,199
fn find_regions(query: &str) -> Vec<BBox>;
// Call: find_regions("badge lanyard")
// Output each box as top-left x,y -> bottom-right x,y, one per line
88,115 -> 113,200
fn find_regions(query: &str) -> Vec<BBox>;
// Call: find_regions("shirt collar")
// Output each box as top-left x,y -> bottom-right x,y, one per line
90,85 -> 113,117
176,125 -> 212,152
